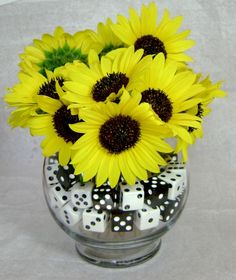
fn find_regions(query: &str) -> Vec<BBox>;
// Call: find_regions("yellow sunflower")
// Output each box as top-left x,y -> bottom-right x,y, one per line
69,90 -> 173,187
4,67 -> 69,128
19,26 -> 94,76
111,2 -> 195,65
175,75 -> 226,161
84,18 -> 125,57
63,46 -> 152,109
28,83 -> 82,165
132,53 -> 205,144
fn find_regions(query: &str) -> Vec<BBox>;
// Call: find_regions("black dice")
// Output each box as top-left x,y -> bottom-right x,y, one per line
111,210 -> 134,232
48,154 -> 58,165
141,177 -> 170,208
159,192 -> 185,222
92,184 -> 119,211
56,164 -> 80,191
162,153 -> 178,163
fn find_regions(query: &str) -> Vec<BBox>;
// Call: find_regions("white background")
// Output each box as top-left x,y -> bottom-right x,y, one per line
0,0 -> 235,279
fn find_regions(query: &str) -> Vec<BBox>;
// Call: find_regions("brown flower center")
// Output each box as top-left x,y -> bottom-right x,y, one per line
92,72 -> 129,102
134,35 -> 167,58
99,115 -> 140,154
53,105 -> 82,143
141,88 -> 173,122
38,77 -> 64,99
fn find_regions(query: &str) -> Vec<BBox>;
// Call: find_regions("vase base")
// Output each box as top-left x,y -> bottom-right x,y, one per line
75,238 -> 161,268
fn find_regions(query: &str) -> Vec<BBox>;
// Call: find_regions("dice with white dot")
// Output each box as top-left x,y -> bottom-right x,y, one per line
159,154 -> 178,172
159,195 -> 183,222
111,210 -> 134,232
92,184 -> 119,211
141,177 -> 169,208
134,204 -> 160,230
45,163 -> 59,186
165,154 -> 178,163
47,154 -> 58,165
56,164 -> 80,191
119,181 -> 144,211
82,208 -> 109,232
48,184 -> 71,208
70,181 -> 94,209
58,202 -> 82,227
158,169 -> 186,200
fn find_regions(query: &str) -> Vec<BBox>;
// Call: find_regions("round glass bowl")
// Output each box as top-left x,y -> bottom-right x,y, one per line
42,154 -> 189,268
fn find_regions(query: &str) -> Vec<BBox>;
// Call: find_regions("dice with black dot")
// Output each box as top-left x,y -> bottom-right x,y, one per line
135,204 -> 160,230
70,181 -> 94,209
165,163 -> 187,178
159,154 -> 178,172
59,202 -> 82,226
111,210 -> 134,232
48,184 -> 71,208
119,181 -> 144,211
56,164 -> 80,191
141,177 -> 169,208
92,184 -> 119,211
158,168 -> 186,200
45,162 -> 59,186
82,208 -> 109,232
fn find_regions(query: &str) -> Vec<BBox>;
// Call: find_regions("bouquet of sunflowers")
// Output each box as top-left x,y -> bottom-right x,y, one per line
4,2 -> 226,188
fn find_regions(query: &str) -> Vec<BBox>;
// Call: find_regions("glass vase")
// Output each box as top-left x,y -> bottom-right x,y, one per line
42,154 -> 189,268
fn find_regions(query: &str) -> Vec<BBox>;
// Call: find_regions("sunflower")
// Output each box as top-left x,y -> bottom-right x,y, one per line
85,18 -> 125,58
175,75 -> 226,161
4,67 -> 68,128
63,46 -> 152,109
111,2 -> 195,65
19,26 -> 94,76
28,83 -> 82,165
69,90 -> 173,187
132,53 -> 205,144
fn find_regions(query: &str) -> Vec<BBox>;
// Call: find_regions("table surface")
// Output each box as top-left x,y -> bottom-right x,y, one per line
0,0 -> 235,279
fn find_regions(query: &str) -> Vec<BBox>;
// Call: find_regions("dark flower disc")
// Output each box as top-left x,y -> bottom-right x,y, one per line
99,115 -> 140,154
53,105 -> 82,143
38,77 -> 64,99
92,72 -> 129,102
141,88 -> 173,122
134,35 -> 167,58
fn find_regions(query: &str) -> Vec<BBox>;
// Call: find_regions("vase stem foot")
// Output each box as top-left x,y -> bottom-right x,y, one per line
75,238 -> 161,268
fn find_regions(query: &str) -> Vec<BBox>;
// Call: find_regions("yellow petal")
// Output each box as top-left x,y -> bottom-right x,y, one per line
169,124 -> 192,144
96,154 -> 109,186
108,155 -> 121,188
59,143 -> 71,165
126,149 -> 148,180
118,154 -> 136,185
41,137 -> 60,156
36,96 -> 62,114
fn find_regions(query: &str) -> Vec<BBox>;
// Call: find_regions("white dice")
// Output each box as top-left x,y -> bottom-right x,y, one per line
70,181 -> 94,209
48,184 -> 71,208
58,202 -> 82,227
119,181 -> 144,211
45,163 -> 59,185
135,204 -> 160,230
158,170 -> 186,200
166,163 -> 187,177
82,208 -> 109,232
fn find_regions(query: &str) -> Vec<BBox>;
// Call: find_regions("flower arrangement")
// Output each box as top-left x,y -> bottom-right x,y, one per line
4,2 -> 226,189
